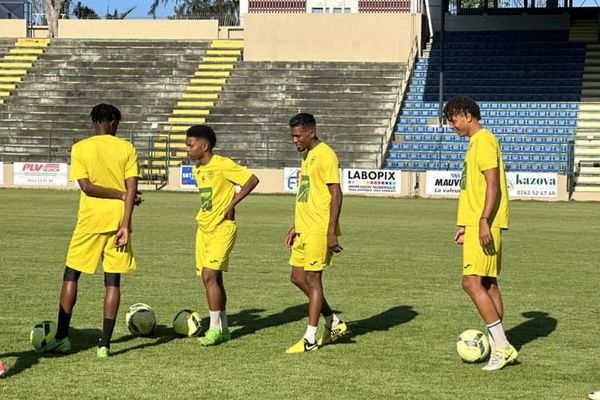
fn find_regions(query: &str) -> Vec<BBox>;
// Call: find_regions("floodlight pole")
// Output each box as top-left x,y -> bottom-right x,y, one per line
438,0 -> 446,127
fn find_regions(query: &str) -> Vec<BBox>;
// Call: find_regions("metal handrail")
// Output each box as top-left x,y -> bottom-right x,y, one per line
378,35 -> 420,169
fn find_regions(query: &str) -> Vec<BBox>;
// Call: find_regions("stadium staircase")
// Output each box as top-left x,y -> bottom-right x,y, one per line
0,39 -> 211,176
571,39 -> 600,193
387,30 -> 585,175
146,39 -> 244,187
0,38 -> 49,106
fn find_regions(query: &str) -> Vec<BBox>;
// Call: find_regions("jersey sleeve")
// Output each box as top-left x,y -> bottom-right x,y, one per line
69,144 -> 88,181
475,135 -> 499,172
223,158 -> 253,186
124,145 -> 141,179
321,150 -> 340,184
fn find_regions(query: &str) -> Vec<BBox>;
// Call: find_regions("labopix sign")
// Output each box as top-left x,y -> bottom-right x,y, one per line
343,168 -> 401,195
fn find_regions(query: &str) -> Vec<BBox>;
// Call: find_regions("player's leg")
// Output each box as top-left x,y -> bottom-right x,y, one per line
44,266 -> 81,353
216,272 -> 230,341
198,221 -> 236,346
97,272 -> 120,357
290,266 -> 335,318
463,227 -> 516,370
0,359 -> 5,378
200,267 -> 225,345
99,231 -> 136,357
482,276 -> 503,354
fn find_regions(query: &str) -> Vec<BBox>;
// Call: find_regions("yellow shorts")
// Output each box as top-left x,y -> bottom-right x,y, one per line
288,233 -> 332,272
195,220 -> 237,274
463,226 -> 502,277
66,230 -> 136,275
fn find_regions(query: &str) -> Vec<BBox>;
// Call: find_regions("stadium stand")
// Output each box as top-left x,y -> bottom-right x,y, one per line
0,38 -> 211,169
147,40 -> 244,184
387,30 -> 585,175
200,60 -> 407,169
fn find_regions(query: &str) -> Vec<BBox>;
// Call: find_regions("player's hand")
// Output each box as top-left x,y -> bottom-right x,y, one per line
224,204 -> 235,220
115,226 -> 129,250
284,227 -> 296,250
134,191 -> 144,206
479,219 -> 495,255
327,232 -> 343,253
454,227 -> 465,245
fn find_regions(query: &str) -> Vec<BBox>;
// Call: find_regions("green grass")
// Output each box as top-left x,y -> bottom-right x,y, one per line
0,188 -> 598,399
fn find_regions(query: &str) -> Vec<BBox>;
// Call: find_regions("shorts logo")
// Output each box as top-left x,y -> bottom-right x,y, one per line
199,187 -> 213,212
464,264 -> 472,269
296,175 -> 310,203
310,261 -> 318,266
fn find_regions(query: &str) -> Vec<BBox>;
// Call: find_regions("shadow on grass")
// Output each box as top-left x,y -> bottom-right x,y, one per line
507,311 -> 557,351
228,304 -> 308,340
334,305 -> 419,345
110,324 -> 179,356
0,327 -> 101,378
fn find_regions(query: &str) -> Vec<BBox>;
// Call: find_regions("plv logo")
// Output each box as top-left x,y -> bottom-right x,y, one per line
22,163 -> 44,172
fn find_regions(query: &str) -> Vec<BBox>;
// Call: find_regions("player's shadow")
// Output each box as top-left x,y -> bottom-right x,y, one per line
507,311 -> 557,351
110,324 -> 179,356
334,305 -> 418,345
0,327 -> 101,378
228,303 -> 308,340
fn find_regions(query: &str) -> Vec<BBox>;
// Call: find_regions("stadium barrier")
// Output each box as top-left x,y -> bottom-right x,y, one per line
1,162 -> 579,200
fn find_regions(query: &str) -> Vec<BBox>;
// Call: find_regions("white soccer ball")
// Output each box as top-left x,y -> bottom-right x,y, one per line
456,329 -> 490,363
30,320 -> 57,350
126,303 -> 156,336
172,309 -> 202,337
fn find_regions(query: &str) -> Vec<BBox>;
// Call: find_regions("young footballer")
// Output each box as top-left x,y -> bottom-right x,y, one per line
284,113 -> 347,354
185,125 -> 259,346
43,104 -> 141,358
445,96 -> 518,371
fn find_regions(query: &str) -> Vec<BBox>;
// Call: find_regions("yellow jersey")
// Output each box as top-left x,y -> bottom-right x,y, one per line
70,135 -> 140,233
193,155 -> 253,232
295,142 -> 341,235
457,129 -> 509,229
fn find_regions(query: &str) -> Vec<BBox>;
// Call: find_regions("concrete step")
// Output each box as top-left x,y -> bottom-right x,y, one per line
224,77 -> 402,86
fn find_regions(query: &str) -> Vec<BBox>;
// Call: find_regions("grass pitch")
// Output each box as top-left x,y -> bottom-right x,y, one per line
0,188 -> 598,399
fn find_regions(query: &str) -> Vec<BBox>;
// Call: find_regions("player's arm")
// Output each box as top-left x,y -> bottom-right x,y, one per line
454,227 -> 465,245
480,168 -> 500,251
78,178 -> 125,200
327,183 -> 343,253
77,179 -> 143,205
115,176 -> 138,248
284,226 -> 296,250
224,174 -> 260,220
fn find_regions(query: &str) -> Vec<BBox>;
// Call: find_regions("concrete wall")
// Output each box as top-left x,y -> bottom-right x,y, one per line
0,19 -> 26,38
58,20 -> 219,39
218,26 -> 244,40
244,13 -> 423,62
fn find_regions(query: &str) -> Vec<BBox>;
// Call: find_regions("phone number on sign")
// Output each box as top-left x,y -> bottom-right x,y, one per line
515,190 -> 556,196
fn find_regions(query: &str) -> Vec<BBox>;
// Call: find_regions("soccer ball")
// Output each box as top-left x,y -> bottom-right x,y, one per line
456,329 -> 490,363
172,309 -> 202,337
30,320 -> 57,350
126,303 -> 156,336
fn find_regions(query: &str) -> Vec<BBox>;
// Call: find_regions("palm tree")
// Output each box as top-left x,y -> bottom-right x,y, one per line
148,0 -> 239,25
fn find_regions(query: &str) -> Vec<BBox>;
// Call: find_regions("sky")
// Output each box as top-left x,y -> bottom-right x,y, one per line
79,0 -> 172,18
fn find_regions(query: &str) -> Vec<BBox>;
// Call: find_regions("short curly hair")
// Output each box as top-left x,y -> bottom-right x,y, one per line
443,96 -> 481,121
